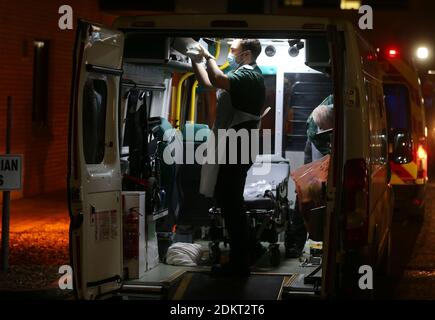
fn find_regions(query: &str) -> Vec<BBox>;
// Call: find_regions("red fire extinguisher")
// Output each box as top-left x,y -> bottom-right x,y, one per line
123,207 -> 140,259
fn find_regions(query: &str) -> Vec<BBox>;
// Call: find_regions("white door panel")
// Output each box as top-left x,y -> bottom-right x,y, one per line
68,20 -> 124,300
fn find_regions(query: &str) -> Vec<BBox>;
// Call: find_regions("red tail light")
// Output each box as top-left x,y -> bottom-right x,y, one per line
417,144 -> 427,179
387,48 -> 399,58
343,159 -> 369,248
417,145 -> 427,161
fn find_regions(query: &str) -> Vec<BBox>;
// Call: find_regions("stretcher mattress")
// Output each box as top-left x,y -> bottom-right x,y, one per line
243,155 -> 290,210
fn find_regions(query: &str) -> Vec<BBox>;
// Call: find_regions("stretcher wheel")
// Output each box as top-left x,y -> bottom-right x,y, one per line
209,242 -> 221,264
269,244 -> 281,267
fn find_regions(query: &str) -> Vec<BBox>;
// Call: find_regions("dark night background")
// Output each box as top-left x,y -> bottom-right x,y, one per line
1,0 -> 435,300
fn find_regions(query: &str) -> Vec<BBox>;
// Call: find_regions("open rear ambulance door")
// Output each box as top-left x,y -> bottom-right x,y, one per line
68,20 -> 124,300
321,24 -> 345,298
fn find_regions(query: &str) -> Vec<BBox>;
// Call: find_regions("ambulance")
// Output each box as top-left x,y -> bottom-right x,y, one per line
68,15 -> 394,300
380,48 -> 428,217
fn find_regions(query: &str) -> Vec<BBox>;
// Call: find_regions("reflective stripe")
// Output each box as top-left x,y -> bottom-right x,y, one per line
390,161 -> 418,185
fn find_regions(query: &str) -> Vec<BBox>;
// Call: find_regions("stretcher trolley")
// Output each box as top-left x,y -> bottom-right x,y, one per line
208,154 -> 291,267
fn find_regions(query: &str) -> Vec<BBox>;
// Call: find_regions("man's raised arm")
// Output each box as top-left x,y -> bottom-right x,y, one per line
191,60 -> 213,89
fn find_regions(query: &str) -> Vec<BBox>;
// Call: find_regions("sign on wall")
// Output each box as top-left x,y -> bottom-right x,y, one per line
0,155 -> 22,191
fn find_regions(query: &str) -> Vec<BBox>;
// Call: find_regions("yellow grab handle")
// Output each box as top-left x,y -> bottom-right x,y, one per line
176,72 -> 194,125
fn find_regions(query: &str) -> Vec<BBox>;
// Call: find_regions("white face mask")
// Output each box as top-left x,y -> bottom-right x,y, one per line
227,50 -> 248,70
227,53 -> 239,70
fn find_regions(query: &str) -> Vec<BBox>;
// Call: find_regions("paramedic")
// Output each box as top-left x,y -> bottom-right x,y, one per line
304,94 -> 334,164
192,39 -> 265,276
286,94 -> 334,258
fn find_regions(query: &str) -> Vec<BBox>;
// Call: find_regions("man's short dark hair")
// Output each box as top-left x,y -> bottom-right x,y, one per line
240,39 -> 262,60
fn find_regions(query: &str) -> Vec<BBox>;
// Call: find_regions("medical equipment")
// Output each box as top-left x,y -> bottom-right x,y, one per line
208,155 -> 291,267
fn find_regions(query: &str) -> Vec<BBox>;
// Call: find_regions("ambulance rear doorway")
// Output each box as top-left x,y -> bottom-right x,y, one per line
118,33 -> 334,300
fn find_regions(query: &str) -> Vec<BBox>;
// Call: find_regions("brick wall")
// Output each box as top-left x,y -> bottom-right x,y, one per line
0,0 -> 116,200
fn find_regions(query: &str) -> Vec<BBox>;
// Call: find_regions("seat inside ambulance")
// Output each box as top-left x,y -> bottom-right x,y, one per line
118,33 -> 333,299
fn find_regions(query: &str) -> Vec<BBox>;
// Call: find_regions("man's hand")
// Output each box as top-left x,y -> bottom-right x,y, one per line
198,44 -> 214,61
186,45 -> 204,63
191,43 -> 229,90
186,43 -> 212,64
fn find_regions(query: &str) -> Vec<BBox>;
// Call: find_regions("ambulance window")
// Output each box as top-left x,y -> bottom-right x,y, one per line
83,78 -> 107,164
384,84 -> 410,130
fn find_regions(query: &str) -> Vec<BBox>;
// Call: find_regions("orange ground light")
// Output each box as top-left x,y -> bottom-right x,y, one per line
0,191 -> 69,290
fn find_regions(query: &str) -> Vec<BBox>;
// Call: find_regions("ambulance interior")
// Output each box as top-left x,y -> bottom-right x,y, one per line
115,33 -> 334,298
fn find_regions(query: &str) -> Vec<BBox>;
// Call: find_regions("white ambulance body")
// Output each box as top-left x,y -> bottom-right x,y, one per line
68,15 -> 393,299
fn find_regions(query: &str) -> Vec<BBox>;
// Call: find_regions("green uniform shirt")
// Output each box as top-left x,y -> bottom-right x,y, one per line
227,65 -> 265,117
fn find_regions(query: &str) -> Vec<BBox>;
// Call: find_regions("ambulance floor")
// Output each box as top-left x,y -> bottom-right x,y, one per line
170,272 -> 287,300
124,240 -> 319,299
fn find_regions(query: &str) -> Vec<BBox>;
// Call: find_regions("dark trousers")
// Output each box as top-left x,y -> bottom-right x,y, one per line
215,162 -> 252,269
213,121 -> 258,269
